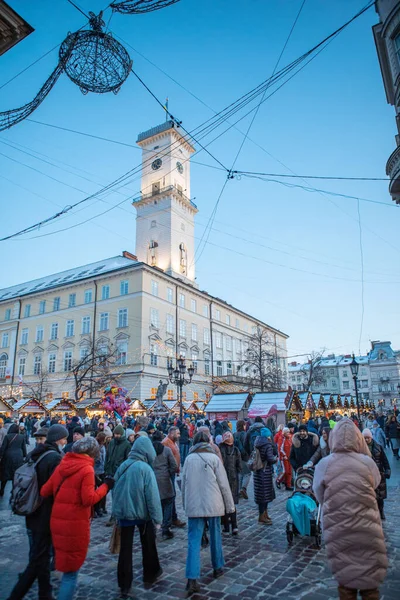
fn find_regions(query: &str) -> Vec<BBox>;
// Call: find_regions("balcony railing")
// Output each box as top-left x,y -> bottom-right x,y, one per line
133,185 -> 197,209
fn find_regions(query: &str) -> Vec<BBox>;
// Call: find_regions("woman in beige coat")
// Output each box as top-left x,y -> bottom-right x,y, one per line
313,418 -> 387,600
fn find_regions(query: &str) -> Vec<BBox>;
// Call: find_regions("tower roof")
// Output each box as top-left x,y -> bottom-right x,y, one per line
136,120 -> 195,152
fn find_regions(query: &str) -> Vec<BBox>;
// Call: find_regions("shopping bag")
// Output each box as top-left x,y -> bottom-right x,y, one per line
109,523 -> 121,554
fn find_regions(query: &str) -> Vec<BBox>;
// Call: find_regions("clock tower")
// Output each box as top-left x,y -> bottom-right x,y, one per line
133,120 -> 198,283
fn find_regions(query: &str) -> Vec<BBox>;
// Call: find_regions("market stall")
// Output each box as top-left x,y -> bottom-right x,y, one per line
12,398 -> 47,416
126,399 -> 147,416
75,398 -> 103,419
0,397 -> 13,417
206,392 -> 251,428
286,390 -> 305,421
46,398 -> 77,417
248,391 -> 289,430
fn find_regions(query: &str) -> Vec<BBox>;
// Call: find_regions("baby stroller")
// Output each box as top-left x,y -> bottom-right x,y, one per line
286,466 -> 321,548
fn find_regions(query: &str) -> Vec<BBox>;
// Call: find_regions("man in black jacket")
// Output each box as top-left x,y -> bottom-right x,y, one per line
289,425 -> 319,472
63,426 -> 85,453
7,424 -> 68,600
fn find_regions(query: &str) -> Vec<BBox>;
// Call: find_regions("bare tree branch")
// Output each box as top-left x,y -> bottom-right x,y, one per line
240,326 -> 284,392
66,338 -> 120,402
21,369 -> 51,404
300,349 -> 326,390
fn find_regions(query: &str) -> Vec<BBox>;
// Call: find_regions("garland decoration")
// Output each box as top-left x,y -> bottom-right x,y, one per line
0,11 -> 132,131
111,0 -> 180,14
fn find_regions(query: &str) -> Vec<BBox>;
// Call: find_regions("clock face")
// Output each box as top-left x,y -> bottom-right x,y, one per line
176,161 -> 184,174
152,158 -> 162,170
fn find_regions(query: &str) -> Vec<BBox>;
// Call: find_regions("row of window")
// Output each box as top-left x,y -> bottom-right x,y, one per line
149,309 -> 247,351
3,281 -> 130,322
17,342 -> 129,376
18,309 -> 129,344
149,388 -> 205,402
151,280 -> 251,330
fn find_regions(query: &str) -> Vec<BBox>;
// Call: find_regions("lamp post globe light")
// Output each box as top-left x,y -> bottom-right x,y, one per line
167,356 -> 195,421
350,354 -> 361,423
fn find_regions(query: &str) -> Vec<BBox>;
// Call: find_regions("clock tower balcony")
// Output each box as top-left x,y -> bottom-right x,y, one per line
132,184 -> 198,213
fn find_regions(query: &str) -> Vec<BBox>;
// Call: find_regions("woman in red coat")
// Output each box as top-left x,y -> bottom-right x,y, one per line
41,436 -> 113,600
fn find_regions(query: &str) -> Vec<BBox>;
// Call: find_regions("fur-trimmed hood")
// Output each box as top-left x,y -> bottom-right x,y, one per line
292,431 -> 319,449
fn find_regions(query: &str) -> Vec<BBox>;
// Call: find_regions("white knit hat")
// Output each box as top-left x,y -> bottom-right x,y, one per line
362,428 -> 372,437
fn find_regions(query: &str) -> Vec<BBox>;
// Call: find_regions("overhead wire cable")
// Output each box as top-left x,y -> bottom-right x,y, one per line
131,70 -> 230,172
194,0 -> 308,265
0,44 -> 61,91
66,0 -> 90,19
0,1 -> 375,242
238,174 -> 398,208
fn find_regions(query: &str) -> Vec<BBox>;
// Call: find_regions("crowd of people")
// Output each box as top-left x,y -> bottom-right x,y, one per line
0,407 -> 398,600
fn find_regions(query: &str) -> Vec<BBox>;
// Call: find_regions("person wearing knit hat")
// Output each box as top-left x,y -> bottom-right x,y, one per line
6,424 -> 67,600
219,431 -> 241,535
362,428 -> 391,520
33,427 -> 49,446
289,425 -> 319,472
104,423 -> 131,478
46,424 -> 69,445
253,426 -> 278,524
66,415 -> 80,444
371,420 -> 386,449
64,426 -> 85,454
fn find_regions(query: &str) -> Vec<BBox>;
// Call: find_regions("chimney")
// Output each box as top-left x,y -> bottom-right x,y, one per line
123,251 -> 137,261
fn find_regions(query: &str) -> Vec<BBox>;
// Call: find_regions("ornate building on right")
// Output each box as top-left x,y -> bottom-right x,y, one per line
288,341 -> 400,405
373,0 -> 400,203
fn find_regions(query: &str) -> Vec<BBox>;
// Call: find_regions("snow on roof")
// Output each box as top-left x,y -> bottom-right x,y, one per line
75,398 -> 102,409
206,393 -> 249,412
0,255 -> 136,302
248,392 -> 288,413
288,354 -> 370,370
46,398 -> 75,410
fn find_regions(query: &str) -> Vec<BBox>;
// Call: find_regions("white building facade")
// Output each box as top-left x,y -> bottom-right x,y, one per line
0,121 -> 288,406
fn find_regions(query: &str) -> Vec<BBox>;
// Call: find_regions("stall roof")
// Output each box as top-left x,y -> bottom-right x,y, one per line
248,392 -> 288,417
143,400 -> 156,409
0,397 -> 13,411
128,399 -> 147,411
164,401 -> 178,410
46,398 -> 76,411
13,398 -> 47,411
75,398 -> 102,409
206,393 -> 249,413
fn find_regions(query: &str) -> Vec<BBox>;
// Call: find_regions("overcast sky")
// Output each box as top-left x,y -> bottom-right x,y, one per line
1,0 -> 399,358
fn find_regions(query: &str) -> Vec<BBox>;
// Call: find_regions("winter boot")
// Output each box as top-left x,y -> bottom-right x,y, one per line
258,511 -> 272,525
186,579 -> 200,595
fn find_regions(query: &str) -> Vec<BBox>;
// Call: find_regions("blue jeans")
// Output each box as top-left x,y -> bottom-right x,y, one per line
180,443 -> 190,466
58,571 -> 79,600
186,516 -> 224,579
161,497 -> 174,532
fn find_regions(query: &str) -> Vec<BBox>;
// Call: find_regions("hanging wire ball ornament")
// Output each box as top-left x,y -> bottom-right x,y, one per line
59,11 -> 132,94
111,0 -> 180,14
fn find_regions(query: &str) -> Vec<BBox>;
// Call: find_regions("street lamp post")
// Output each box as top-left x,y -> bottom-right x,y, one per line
350,354 -> 361,423
167,356 -> 195,421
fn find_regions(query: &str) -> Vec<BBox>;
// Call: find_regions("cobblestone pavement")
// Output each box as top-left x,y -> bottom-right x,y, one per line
0,449 -> 399,600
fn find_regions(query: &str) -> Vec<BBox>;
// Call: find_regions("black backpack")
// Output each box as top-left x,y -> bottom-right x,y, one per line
10,450 -> 56,516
